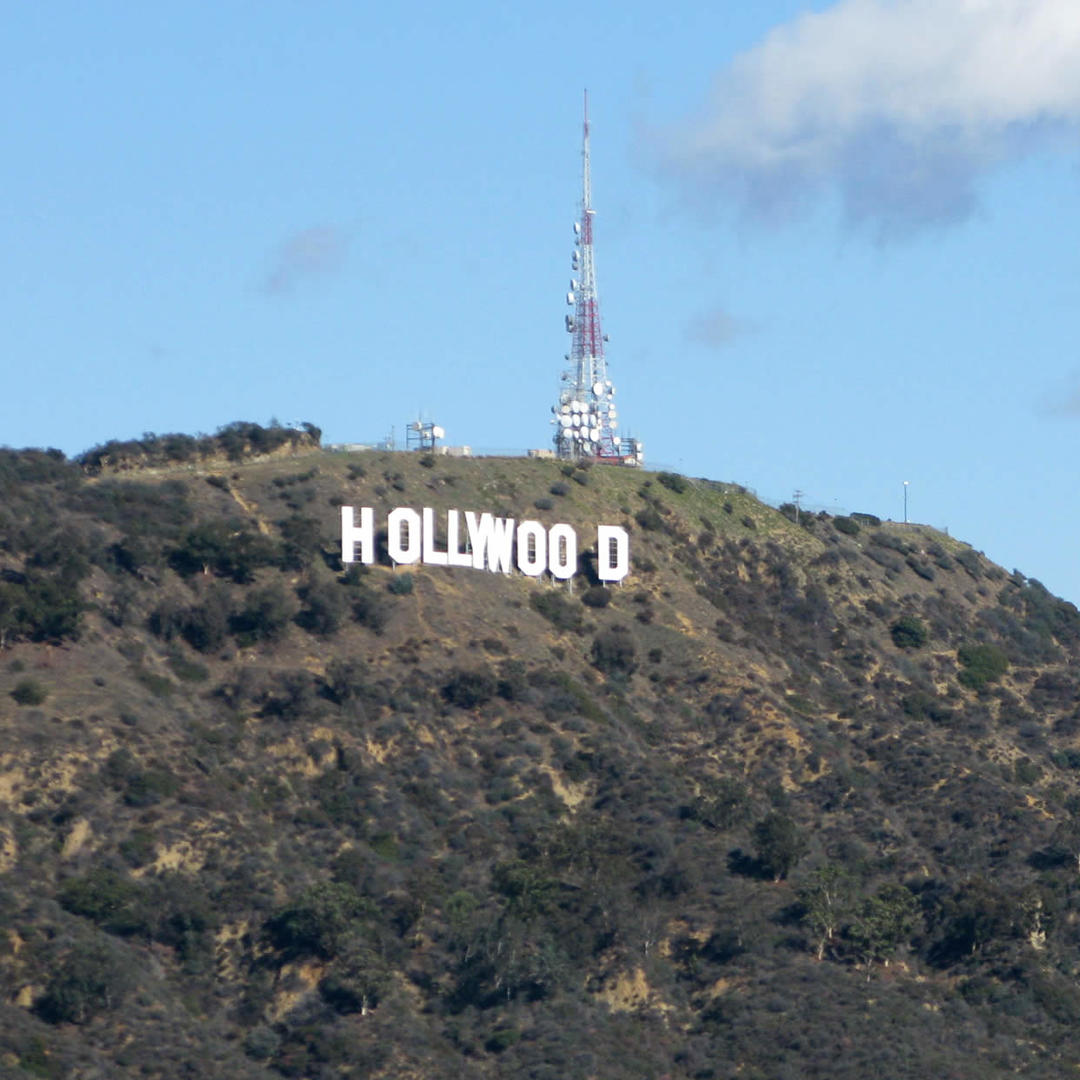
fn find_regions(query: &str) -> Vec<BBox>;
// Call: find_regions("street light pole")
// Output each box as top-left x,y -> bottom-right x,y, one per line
903,481 -> 909,524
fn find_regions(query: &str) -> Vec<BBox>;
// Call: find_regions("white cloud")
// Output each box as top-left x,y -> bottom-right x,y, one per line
660,0 -> 1080,236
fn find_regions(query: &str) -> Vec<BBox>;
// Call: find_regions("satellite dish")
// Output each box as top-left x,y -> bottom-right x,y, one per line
572,415 -> 581,427
590,427 -> 600,441
592,381 -> 604,396
560,415 -> 572,428
560,403 -> 570,413
566,292 -> 575,305
432,426 -> 445,439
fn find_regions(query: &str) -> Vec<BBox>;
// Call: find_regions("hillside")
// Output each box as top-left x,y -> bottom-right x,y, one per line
3,427 -> 1080,1078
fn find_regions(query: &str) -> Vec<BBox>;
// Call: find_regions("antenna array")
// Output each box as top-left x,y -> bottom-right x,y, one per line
551,92 -> 643,466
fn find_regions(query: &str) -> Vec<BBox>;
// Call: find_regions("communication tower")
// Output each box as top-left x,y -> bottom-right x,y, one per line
551,92 -> 643,466
406,419 -> 444,452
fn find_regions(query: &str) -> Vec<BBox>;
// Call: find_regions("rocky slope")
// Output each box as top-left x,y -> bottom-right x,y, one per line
2,430 -> 1080,1078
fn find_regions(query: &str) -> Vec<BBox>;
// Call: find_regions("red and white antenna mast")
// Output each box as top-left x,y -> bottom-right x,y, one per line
551,92 -> 643,465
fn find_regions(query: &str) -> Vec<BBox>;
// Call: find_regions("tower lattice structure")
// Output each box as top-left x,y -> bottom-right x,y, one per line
551,93 -> 643,465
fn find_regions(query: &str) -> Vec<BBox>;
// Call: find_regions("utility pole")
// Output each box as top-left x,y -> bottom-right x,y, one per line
903,481 -> 909,524
793,489 -> 804,526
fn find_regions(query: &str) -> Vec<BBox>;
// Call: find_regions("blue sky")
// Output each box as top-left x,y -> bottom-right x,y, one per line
6,1 -> 1080,602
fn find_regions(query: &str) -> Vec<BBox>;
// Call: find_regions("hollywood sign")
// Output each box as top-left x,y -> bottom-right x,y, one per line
341,506 -> 629,582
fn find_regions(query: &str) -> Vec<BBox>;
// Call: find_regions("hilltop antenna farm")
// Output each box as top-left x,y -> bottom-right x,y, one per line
551,92 -> 644,466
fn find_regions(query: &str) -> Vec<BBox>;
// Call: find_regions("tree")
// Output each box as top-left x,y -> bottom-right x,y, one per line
849,884 -> 918,975
320,934 -> 390,1016
230,584 -> 296,645
798,864 -> 854,960
294,577 -> 346,636
36,941 -> 133,1025
1049,814 -> 1080,873
752,812 -> 807,881
268,881 -> 371,960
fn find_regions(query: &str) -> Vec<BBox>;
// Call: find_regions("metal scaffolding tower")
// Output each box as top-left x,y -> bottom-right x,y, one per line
551,92 -> 643,466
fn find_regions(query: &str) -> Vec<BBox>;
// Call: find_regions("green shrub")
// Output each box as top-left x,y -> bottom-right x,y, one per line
657,471 -> 689,494
834,516 -> 860,536
443,668 -> 497,709
295,578 -> 347,636
58,868 -> 150,935
581,585 -> 611,608
957,642 -> 1008,690
752,812 -> 807,881
529,590 -> 582,633
167,654 -> 209,683
231,584 -> 297,644
388,573 -> 414,596
533,497 -> 555,511
10,678 -> 48,706
352,587 -> 390,633
267,882 -> 370,960
549,482 -> 570,497
36,942 -> 133,1025
891,616 -> 928,649
591,626 -> 637,676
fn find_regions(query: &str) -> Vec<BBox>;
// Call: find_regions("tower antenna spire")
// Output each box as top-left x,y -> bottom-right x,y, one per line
550,94 -> 643,466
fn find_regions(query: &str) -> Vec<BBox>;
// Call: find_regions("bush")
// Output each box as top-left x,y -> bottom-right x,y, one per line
388,573 -> 414,596
36,942 -> 133,1025
295,578 -> 347,636
10,678 -> 48,706
58,868 -> 150,936
834,516 -> 860,536
549,482 -> 570,497
752,812 -> 806,881
231,584 -> 297,645
533,497 -> 555,511
957,643 -> 1008,690
580,585 -> 611,609
352,586 -> 390,633
891,616 -> 928,649
591,626 -> 637,676
443,668 -> 497,709
530,590 -> 582,633
657,471 -> 689,494
267,882 -> 369,960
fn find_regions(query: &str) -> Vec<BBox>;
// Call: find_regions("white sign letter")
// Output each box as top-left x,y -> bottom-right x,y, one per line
466,512 -> 516,574
446,509 -> 472,568
516,521 -> 547,577
388,507 -> 421,565
548,523 -> 577,580
341,506 -> 374,565
422,508 -> 449,566
597,525 -> 629,583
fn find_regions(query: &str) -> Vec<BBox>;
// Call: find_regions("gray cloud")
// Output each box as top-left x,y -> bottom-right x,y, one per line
657,0 -> 1080,238
1040,373 -> 1080,416
263,225 -> 348,294
685,306 -> 747,349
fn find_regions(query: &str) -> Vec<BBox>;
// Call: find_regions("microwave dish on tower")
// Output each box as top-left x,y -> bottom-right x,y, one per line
549,91 -> 644,467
